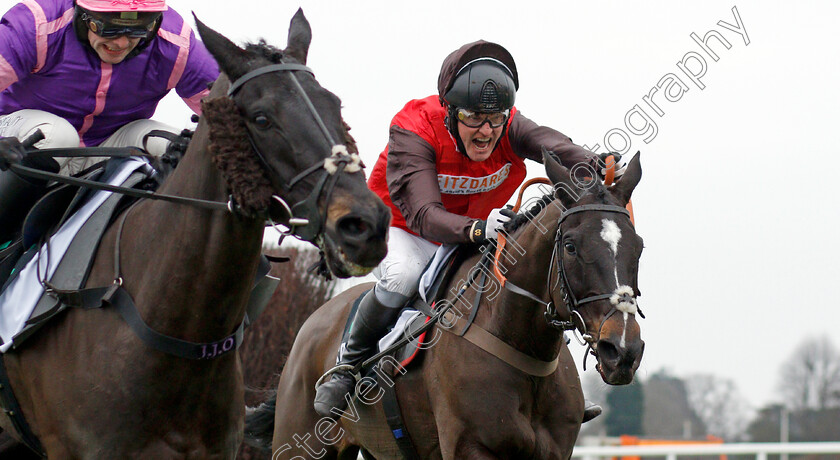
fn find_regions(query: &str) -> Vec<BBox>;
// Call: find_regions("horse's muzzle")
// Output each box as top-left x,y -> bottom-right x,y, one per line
595,316 -> 645,385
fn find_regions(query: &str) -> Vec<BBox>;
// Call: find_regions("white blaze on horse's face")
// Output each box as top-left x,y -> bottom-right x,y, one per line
600,218 -> 638,348
600,218 -> 622,286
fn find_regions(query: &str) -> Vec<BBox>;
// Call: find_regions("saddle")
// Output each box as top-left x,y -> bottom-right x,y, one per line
0,158 -> 151,457
336,245 -> 472,460
337,245 -> 468,374
0,159 -> 154,349
0,128 -> 192,291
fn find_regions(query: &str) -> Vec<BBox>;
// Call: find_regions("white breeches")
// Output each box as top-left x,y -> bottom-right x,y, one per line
0,109 -> 178,176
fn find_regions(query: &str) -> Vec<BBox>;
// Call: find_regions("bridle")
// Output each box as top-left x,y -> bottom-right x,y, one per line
18,62 -> 366,367
9,62 -> 362,248
227,62 -> 362,244
495,202 -> 643,365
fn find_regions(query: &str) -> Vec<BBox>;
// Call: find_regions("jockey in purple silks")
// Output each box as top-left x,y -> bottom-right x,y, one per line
0,0 -> 219,245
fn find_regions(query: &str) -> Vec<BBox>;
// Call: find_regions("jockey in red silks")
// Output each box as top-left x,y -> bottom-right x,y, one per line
314,39 -> 619,421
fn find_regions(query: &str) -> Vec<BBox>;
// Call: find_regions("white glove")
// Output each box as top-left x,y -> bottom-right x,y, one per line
485,207 -> 515,240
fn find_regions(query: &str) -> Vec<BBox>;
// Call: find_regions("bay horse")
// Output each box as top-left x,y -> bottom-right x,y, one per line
245,151 -> 645,459
0,10 -> 389,459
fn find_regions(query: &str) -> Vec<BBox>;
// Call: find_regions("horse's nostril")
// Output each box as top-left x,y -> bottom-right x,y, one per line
596,340 -> 620,365
337,216 -> 369,237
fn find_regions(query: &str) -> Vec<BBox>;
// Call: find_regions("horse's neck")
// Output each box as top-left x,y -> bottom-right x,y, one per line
157,120 -> 226,202
479,211 -> 565,361
118,118 -> 264,337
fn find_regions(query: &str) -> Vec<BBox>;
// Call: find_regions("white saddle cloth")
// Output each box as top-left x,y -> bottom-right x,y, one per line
0,159 -> 150,351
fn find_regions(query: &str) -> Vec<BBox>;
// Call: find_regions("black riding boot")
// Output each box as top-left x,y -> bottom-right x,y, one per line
314,289 -> 403,418
0,155 -> 58,245
583,400 -> 602,423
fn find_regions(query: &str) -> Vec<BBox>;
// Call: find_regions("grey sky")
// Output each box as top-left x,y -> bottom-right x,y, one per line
6,0 -> 837,411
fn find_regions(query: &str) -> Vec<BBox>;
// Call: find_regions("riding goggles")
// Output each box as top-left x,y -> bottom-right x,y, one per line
80,11 -> 160,39
456,108 -> 510,128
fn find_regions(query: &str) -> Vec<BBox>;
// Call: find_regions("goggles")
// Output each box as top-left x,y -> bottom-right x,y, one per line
456,108 -> 510,129
81,11 -> 159,39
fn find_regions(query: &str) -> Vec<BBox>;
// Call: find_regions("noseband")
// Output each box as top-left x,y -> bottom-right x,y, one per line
499,203 -> 643,361
549,204 -> 642,330
227,63 -> 362,243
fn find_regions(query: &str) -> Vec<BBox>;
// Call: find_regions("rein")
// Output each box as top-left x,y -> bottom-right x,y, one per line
9,61 -> 362,246
494,178 -> 576,330
492,167 -> 643,370
8,130 -> 235,213
10,158 -> 234,213
9,62 -> 358,361
45,203 -> 245,360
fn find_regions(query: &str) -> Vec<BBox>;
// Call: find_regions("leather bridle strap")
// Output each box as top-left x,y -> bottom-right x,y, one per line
558,203 -> 630,226
556,204 -> 631,307
495,203 -> 633,332
9,162 -> 233,213
228,61 -> 359,243
227,63 -> 312,95
228,62 -> 337,148
441,308 -> 560,377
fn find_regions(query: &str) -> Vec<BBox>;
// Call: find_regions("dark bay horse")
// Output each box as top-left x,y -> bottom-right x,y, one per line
0,10 -> 389,459
246,151 -> 645,459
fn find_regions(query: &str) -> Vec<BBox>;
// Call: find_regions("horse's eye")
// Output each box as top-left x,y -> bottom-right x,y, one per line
253,114 -> 271,129
564,241 -> 576,255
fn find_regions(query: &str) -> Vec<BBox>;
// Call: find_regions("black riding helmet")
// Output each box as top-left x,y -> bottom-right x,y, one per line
438,41 -> 519,157
444,58 -> 516,113
73,5 -> 163,60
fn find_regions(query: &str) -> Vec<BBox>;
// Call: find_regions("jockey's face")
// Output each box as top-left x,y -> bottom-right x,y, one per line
87,30 -> 141,64
457,118 -> 503,162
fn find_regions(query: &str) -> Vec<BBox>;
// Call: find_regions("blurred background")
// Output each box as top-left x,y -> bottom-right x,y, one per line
3,0 -> 837,456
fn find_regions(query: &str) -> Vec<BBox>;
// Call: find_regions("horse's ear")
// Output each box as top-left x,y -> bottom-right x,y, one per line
543,148 -> 579,207
193,14 -> 251,81
284,8 -> 311,64
610,151 -> 642,205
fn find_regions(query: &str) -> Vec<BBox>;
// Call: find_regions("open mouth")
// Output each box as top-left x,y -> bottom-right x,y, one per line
103,45 -> 128,55
472,137 -> 492,151
320,235 -> 376,279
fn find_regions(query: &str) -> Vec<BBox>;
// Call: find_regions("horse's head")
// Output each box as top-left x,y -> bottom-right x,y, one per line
193,10 -> 389,278
544,151 -> 645,385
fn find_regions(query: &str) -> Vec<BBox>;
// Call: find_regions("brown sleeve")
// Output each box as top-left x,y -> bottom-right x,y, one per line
386,125 -> 476,244
507,111 -> 596,168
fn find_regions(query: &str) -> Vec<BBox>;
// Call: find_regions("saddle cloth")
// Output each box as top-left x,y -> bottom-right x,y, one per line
418,244 -> 457,303
0,158 -> 152,352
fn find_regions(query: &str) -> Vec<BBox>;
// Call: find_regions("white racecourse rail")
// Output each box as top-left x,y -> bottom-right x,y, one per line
572,442 -> 840,460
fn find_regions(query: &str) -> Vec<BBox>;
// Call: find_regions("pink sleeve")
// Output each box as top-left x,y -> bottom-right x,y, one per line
183,88 -> 210,114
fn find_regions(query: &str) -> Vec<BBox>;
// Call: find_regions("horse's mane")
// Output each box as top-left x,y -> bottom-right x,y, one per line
504,193 -> 554,233
503,180 -> 609,234
245,40 -> 284,63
